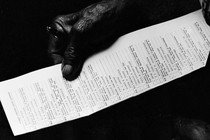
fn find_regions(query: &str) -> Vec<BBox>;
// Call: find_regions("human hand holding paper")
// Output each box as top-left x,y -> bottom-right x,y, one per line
47,0 -> 134,81
47,0 -> 210,82
1,9 -> 210,136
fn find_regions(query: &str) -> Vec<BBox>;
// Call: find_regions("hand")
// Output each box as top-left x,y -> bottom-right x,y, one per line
47,0 -> 132,81
173,117 -> 210,140
200,0 -> 210,25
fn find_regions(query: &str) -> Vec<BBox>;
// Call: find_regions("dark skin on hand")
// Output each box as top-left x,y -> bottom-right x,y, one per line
47,0 -> 210,81
47,0 -> 210,139
47,0 -> 133,80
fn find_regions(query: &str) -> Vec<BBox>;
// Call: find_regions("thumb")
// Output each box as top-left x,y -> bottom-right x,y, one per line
61,16 -> 93,80
62,42 -> 85,81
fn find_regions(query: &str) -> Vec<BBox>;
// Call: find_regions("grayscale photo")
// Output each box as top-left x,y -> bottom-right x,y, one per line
1,0 -> 210,139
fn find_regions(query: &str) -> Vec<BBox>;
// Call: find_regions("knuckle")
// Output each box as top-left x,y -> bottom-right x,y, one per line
53,14 -> 77,34
49,16 -> 67,36
73,18 -> 93,34
73,22 -> 85,34
65,13 -> 79,22
53,15 -> 64,24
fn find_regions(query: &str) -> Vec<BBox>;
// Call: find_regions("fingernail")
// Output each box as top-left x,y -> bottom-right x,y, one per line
62,64 -> 72,78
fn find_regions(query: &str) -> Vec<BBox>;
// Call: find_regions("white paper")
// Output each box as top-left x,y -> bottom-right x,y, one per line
0,9 -> 210,136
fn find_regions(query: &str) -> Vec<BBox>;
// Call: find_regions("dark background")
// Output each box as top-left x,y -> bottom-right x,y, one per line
1,0 -> 210,139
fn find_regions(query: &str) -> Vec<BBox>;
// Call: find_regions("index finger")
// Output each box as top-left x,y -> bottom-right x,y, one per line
48,34 -> 64,64
47,21 -> 68,64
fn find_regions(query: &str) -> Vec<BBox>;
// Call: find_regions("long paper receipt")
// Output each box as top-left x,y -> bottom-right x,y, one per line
1,10 -> 210,136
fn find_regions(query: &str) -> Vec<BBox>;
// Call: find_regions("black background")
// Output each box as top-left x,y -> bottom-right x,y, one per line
1,0 -> 210,139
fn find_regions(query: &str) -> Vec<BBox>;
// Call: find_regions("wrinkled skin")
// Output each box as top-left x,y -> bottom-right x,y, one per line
47,0 -> 210,139
48,0 -> 210,81
47,0 -> 132,80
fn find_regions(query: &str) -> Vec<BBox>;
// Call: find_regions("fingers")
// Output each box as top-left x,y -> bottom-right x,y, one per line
60,3 -> 116,80
47,25 -> 67,64
48,2 -> 118,80
62,43 -> 82,80
53,13 -> 81,34
48,34 -> 64,64
61,17 -> 92,80
47,13 -> 80,64
47,12 -> 88,80
201,0 -> 210,25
